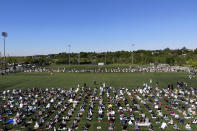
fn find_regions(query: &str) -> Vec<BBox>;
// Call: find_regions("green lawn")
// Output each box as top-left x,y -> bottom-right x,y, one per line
0,72 -> 196,90
0,72 -> 197,130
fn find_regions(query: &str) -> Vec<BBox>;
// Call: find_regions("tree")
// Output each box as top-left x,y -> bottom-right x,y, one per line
194,48 -> 197,54
24,57 -> 33,64
166,57 -> 175,65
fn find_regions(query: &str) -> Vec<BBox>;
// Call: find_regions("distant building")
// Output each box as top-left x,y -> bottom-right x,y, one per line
150,63 -> 154,66
157,64 -> 170,68
98,62 -> 105,66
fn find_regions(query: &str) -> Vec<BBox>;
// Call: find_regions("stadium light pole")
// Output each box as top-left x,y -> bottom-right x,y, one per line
68,44 -> 71,65
2,32 -> 8,73
131,44 -> 135,65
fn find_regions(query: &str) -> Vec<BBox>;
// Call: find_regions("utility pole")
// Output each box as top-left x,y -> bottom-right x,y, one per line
2,32 -> 8,73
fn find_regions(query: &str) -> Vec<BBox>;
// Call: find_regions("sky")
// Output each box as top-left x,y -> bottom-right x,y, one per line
0,0 -> 197,56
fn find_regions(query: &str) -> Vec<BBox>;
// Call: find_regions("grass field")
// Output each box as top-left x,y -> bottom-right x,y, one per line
0,72 -> 197,130
0,72 -> 196,90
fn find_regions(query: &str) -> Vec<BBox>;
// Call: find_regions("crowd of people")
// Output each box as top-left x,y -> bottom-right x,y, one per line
0,79 -> 197,130
24,66 -> 193,73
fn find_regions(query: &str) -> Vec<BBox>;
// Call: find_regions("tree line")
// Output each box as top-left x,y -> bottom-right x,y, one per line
3,47 -> 197,68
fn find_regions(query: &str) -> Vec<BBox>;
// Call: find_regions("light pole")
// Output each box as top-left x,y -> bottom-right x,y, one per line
131,44 -> 135,65
2,32 -> 8,73
67,44 -> 71,65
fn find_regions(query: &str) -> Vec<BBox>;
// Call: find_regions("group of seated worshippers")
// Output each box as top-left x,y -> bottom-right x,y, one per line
24,66 -> 186,74
106,87 -> 116,131
0,78 -> 196,131
0,85 -> 94,130
98,86 -> 105,123
132,80 -> 197,131
86,88 -> 97,121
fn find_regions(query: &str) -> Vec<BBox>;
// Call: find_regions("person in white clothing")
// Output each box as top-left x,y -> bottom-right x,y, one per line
161,122 -> 167,129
